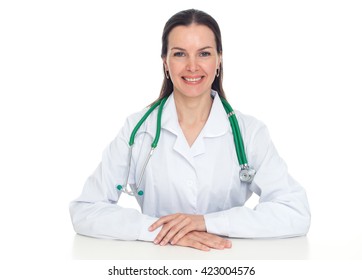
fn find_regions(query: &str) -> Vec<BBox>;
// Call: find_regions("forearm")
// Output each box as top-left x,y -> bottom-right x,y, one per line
204,190 -> 311,238
69,200 -> 161,241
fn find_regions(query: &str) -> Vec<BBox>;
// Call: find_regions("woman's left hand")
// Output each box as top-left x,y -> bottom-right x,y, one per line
149,213 -> 206,245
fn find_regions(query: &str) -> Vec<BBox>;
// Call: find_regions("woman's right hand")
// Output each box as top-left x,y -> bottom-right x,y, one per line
174,231 -> 232,251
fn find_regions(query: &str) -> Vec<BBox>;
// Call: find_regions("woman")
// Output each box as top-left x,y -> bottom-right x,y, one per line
69,9 -> 310,251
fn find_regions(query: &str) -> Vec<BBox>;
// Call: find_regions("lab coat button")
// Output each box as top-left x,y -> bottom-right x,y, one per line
186,180 -> 195,187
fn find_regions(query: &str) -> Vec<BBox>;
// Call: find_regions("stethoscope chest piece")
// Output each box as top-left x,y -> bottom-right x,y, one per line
239,165 -> 256,183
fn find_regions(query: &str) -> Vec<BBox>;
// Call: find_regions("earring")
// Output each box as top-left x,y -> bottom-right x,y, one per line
216,69 -> 220,77
165,70 -> 170,79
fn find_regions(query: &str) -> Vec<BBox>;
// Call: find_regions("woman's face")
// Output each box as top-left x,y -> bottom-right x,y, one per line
164,24 -> 221,99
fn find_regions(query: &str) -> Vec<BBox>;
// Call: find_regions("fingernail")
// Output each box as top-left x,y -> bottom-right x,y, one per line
160,241 -> 166,246
154,239 -> 159,244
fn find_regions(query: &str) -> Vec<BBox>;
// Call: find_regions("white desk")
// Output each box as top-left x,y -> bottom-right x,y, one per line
72,234 -> 310,260
69,233 -> 362,280
72,232 -> 362,260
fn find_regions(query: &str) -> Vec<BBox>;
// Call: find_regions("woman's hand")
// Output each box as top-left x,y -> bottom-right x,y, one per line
149,213 -> 206,245
174,231 -> 232,251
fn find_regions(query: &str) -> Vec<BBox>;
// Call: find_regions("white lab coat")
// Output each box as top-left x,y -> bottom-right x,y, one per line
69,91 -> 310,241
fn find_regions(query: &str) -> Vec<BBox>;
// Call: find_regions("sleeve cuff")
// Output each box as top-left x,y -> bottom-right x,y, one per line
137,215 -> 162,242
204,211 -> 230,237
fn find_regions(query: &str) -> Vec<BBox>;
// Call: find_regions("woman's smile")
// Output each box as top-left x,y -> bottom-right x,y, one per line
182,75 -> 204,84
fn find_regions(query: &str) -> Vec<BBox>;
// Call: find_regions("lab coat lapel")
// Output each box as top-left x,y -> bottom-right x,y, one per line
201,93 -> 230,138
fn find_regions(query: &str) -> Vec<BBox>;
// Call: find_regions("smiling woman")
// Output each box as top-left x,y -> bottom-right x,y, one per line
69,9 -> 311,252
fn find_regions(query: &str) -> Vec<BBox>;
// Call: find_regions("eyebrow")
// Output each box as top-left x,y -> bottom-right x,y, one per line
170,46 -> 213,51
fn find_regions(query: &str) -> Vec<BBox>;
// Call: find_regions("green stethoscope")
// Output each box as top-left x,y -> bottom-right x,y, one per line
116,93 -> 256,196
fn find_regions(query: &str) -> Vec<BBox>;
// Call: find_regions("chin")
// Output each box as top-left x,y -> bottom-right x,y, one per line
177,89 -> 209,99
174,85 -> 212,98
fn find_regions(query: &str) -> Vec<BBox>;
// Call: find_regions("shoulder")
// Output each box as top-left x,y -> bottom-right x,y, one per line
234,111 -> 267,136
115,107 -> 151,140
125,107 -> 150,127
233,110 -> 273,154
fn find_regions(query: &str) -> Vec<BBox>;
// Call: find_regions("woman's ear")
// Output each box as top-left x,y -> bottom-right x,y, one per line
162,58 -> 170,79
162,58 -> 168,72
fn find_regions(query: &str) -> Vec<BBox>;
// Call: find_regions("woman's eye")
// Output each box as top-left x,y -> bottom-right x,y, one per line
200,51 -> 211,57
173,52 -> 185,57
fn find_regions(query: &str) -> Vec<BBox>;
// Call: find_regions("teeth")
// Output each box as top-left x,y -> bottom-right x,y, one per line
184,77 -> 202,82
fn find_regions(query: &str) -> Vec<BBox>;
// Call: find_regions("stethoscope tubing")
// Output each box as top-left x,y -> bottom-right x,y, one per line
220,98 -> 248,166
119,94 -> 255,196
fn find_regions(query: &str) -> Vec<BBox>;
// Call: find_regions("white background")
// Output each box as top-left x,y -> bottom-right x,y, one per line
1,0 -> 361,278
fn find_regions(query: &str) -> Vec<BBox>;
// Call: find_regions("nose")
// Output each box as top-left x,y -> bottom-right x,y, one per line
186,57 -> 199,72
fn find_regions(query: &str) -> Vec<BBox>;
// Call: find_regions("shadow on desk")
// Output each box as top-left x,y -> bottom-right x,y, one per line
72,234 -> 309,260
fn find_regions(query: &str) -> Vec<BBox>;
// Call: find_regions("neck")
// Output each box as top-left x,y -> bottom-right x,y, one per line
174,91 -> 213,126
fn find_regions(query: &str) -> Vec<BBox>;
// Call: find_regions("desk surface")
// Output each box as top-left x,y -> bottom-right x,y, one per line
72,234 -> 358,260
72,233 -> 362,260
